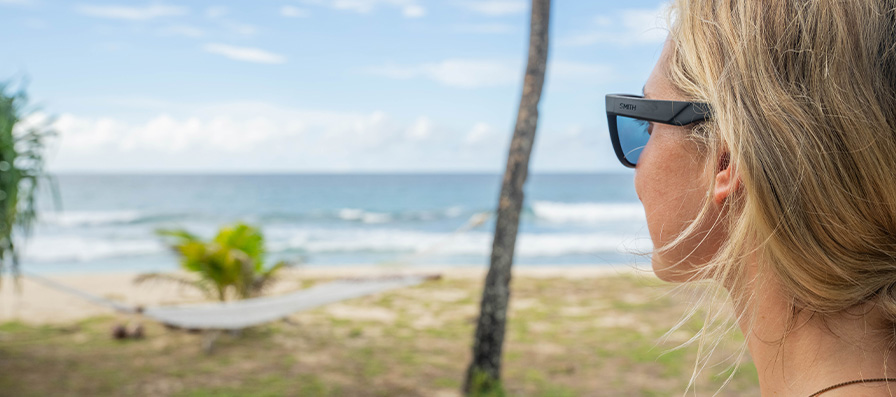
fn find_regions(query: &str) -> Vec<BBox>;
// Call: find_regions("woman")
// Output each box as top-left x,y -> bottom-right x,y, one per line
607,1 -> 896,395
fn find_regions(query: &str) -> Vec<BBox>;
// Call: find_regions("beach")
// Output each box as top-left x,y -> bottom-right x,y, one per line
0,265 -> 642,325
0,265 -> 761,396
0,174 -> 713,395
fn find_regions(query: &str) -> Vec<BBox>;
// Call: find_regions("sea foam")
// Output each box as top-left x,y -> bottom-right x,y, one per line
40,211 -> 146,227
23,236 -> 164,263
274,228 -> 651,257
531,201 -> 645,224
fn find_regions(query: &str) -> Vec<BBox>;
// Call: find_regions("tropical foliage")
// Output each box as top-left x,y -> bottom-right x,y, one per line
137,222 -> 292,301
0,83 -> 56,277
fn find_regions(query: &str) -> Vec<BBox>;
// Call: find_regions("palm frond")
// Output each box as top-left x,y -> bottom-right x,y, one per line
0,81 -> 57,282
133,272 -> 216,300
154,223 -> 296,301
156,228 -> 201,243
252,260 -> 296,295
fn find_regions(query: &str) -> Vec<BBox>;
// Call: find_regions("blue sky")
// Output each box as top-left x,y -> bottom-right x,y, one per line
1,0 -> 669,173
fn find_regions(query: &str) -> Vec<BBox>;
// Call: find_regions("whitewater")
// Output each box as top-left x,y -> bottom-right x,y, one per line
25,173 -> 650,273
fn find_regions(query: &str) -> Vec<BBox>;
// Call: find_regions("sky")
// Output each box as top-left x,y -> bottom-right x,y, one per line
0,0 -> 670,173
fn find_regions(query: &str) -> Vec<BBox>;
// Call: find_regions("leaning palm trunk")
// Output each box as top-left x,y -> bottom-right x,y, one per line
463,0 -> 551,393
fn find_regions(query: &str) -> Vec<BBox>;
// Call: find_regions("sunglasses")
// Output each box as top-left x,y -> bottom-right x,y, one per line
605,94 -> 712,168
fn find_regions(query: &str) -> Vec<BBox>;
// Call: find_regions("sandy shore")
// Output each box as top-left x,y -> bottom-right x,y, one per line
0,265 -> 647,325
0,265 -> 761,396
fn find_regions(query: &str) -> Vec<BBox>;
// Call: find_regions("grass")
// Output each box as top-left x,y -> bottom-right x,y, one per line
0,273 -> 759,396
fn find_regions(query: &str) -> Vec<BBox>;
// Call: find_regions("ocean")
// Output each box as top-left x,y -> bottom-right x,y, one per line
25,173 -> 652,274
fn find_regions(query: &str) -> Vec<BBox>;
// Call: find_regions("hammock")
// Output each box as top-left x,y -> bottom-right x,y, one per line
24,272 -> 434,331
19,211 -> 492,331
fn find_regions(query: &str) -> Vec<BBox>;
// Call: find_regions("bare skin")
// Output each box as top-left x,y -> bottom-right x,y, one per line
640,38 -> 896,396
741,276 -> 896,396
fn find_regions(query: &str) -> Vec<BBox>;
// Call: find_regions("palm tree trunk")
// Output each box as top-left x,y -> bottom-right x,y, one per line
463,0 -> 551,393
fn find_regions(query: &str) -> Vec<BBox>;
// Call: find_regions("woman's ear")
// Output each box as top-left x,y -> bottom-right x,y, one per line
713,152 -> 739,205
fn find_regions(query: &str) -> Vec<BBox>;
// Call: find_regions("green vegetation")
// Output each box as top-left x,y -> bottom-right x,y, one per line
0,273 -> 760,396
0,83 -> 56,277
469,368 -> 506,397
136,222 -> 292,301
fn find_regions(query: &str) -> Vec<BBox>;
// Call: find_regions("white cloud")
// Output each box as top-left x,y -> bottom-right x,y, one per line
44,101 -> 611,172
368,59 -> 520,89
301,0 -> 425,18
75,3 -> 188,20
564,124 -> 584,138
368,59 -> 614,88
46,114 -> 118,153
405,116 -> 433,140
204,43 -> 286,64
158,25 -> 205,38
464,122 -> 496,145
45,104 -> 477,171
402,4 -> 425,18
205,5 -> 228,19
424,60 -> 518,88
559,5 -> 669,47
281,5 -> 309,18
455,23 -> 515,34
455,0 -> 526,16
220,20 -> 256,36
200,6 -> 256,36
54,113 -> 283,153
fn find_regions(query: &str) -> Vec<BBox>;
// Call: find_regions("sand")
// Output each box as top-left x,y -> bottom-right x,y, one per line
0,265 -> 645,325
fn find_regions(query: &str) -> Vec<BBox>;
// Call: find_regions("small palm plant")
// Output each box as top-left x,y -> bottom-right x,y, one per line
137,222 -> 292,301
0,83 -> 56,278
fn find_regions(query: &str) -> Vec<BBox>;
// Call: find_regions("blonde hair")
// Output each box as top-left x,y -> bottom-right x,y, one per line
660,0 -> 896,388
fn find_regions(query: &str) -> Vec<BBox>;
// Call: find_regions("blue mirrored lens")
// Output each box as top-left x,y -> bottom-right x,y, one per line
617,116 -> 650,165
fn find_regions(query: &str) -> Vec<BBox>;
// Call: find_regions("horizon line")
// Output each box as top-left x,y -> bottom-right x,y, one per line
47,170 -> 634,176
